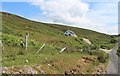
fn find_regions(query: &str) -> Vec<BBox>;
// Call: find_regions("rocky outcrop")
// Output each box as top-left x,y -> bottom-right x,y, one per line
1,65 -> 45,74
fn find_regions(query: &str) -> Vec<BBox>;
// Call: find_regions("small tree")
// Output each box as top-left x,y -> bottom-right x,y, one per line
110,38 -> 117,44
97,51 -> 108,63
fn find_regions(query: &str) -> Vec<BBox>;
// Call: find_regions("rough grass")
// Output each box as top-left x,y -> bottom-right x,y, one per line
2,44 -> 104,74
0,12 -> 113,74
1,12 -> 116,49
2,44 -> 83,67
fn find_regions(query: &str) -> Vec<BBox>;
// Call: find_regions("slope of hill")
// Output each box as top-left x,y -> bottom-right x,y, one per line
1,12 -> 116,49
0,12 -> 117,74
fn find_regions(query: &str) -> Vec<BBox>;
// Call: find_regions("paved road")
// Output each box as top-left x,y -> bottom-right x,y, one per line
118,40 -> 120,76
106,45 -> 119,74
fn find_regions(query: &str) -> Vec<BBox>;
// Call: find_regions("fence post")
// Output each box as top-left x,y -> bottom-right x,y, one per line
25,33 -> 29,50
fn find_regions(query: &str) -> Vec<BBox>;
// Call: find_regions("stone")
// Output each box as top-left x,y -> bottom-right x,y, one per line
2,71 -> 5,74
40,70 -> 45,74
81,59 -> 85,62
96,72 -> 100,74
64,71 -> 68,75
14,72 -> 20,74
48,64 -> 51,66
25,60 -> 29,63
76,65 -> 81,68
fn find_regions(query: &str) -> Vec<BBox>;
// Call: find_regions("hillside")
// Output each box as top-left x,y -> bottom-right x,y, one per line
0,12 -> 117,74
1,12 -> 116,49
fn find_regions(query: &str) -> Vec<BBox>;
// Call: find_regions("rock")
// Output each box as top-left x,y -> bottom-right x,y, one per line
51,64 -> 54,66
103,71 -> 106,74
40,70 -> 45,74
25,60 -> 29,63
64,71 -> 68,75
81,59 -> 85,62
2,71 -> 5,74
80,49 -> 83,52
82,56 -> 96,62
14,72 -> 20,74
81,72 -> 84,74
99,69 -> 103,72
100,67 -> 103,70
96,72 -> 100,74
76,65 -> 81,68
97,69 -> 99,72
19,70 -> 22,74
69,68 -> 79,74
4,67 -> 8,70
74,72 -> 77,74
72,69 -> 77,72
77,69 -> 80,73
48,64 -> 51,67
69,69 -> 74,74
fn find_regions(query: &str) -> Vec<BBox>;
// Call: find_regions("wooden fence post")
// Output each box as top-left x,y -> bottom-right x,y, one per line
25,33 -> 29,50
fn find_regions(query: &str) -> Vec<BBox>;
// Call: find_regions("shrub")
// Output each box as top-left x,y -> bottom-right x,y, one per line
100,45 -> 107,49
110,38 -> 117,43
82,46 -> 89,53
74,37 -> 83,43
1,34 -> 42,49
29,40 -> 36,47
1,34 -> 20,46
90,45 -> 99,50
97,51 -> 108,63
88,50 -> 108,63
18,50 -> 24,55
116,47 -> 120,57
17,31 -> 23,37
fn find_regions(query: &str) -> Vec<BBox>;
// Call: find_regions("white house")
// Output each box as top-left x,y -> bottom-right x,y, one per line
63,29 -> 77,37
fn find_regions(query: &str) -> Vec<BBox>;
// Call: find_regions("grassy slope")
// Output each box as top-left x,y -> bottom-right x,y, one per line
1,12 -> 115,48
3,43 -> 105,74
1,12 -> 113,74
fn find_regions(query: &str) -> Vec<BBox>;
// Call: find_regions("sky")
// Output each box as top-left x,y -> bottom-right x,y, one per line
1,0 -> 119,35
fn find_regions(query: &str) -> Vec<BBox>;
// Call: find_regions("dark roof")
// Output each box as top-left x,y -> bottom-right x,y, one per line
65,29 -> 76,34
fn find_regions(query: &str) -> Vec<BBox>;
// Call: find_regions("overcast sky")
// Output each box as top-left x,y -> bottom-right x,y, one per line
1,0 -> 119,35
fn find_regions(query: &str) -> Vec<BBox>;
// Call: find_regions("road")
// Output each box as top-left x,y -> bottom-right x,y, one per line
106,45 -> 119,74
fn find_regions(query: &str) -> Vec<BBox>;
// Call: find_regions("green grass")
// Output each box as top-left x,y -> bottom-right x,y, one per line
3,44 -> 102,74
0,12 -> 114,74
2,44 -> 84,67
1,12 -> 116,49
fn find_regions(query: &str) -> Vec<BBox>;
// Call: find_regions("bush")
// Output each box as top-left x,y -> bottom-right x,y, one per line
29,40 -> 36,47
98,55 -> 106,63
97,51 -> 108,63
88,50 -> 108,63
100,45 -> 111,50
1,34 -> 20,46
110,38 -> 117,44
82,46 -> 89,53
100,45 -> 107,49
17,31 -> 23,37
116,47 -> 120,57
90,44 -> 99,50
18,50 -> 24,55
1,34 -> 42,49
74,37 -> 83,44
